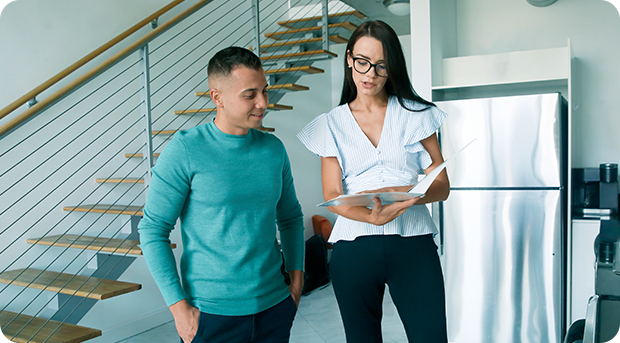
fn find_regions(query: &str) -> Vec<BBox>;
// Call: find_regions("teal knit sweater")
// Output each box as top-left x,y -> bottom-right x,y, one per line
138,121 -> 305,316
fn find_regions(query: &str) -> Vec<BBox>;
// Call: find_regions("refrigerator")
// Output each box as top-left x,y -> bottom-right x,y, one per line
435,93 -> 568,343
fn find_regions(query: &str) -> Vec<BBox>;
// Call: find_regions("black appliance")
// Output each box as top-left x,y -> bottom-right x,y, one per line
566,163 -> 620,343
572,164 -> 619,219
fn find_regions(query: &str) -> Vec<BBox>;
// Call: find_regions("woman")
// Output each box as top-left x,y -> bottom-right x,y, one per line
297,21 -> 449,342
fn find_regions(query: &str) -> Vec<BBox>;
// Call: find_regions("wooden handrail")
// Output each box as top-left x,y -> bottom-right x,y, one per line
0,0 -> 213,138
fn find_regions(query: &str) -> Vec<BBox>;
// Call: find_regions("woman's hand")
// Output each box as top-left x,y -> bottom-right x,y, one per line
367,196 -> 419,226
169,299 -> 200,343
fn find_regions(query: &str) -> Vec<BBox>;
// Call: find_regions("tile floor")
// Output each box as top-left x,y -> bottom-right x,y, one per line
115,283 -> 408,343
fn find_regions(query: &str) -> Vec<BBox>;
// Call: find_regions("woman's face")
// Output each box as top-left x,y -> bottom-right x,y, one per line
347,36 -> 388,99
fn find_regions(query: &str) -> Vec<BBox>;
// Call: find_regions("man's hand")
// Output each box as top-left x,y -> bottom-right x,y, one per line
169,299 -> 200,343
288,270 -> 304,308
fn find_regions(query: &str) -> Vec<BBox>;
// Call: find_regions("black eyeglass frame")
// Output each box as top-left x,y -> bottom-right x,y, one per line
351,57 -> 388,77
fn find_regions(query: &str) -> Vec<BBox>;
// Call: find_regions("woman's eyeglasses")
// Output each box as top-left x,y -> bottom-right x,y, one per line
351,57 -> 388,77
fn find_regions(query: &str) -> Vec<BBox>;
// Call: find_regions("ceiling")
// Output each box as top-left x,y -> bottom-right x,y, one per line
338,0 -> 410,35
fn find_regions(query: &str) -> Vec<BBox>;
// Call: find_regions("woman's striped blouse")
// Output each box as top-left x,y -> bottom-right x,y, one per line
297,96 -> 447,243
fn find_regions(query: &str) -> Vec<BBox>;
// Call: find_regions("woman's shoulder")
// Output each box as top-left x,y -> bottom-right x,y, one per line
325,103 -> 349,117
392,96 -> 435,113
307,103 -> 349,127
391,97 -> 446,121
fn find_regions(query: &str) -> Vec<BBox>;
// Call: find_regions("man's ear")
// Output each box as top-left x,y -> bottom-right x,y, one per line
210,88 -> 223,107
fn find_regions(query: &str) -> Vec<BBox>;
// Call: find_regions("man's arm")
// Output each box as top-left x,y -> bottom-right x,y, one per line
138,136 -> 196,341
276,150 -> 305,306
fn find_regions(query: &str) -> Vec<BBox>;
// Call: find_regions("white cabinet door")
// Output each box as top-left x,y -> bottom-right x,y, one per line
571,219 -> 600,324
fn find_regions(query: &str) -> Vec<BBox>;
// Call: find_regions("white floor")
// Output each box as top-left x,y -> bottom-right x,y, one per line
115,283 -> 408,343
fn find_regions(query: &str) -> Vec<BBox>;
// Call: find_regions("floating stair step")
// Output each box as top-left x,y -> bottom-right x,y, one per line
264,22 -> 358,40
277,10 -> 367,28
152,129 -> 179,135
27,235 -> 142,255
63,204 -> 143,216
261,49 -> 337,62
264,83 -> 310,92
195,83 -> 309,97
0,268 -> 141,300
264,65 -> 324,76
257,36 -> 347,52
125,152 -> 160,158
175,103 -> 292,115
95,177 -> 144,184
0,310 -> 101,343
26,234 -> 176,255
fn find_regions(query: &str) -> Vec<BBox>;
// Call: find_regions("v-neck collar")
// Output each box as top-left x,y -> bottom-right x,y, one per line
345,96 -> 391,150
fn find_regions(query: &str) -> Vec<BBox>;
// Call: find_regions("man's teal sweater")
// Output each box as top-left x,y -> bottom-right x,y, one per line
138,121 -> 305,316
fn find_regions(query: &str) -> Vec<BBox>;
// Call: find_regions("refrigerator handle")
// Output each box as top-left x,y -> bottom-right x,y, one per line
432,201 -> 444,255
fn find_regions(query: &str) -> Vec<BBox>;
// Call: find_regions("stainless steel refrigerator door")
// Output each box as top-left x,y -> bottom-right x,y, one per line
442,189 -> 563,343
437,93 -> 563,188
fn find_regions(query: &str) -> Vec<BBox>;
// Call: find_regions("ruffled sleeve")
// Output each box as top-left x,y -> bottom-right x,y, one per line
296,113 -> 340,160
403,104 -> 447,172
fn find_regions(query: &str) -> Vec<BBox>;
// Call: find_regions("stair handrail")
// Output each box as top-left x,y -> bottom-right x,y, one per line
0,0 -> 213,139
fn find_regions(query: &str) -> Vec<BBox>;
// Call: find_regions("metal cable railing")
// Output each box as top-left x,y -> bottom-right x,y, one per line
147,0 -> 356,144
0,0 -> 362,341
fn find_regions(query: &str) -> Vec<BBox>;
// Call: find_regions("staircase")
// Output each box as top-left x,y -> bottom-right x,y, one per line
0,2 -> 365,342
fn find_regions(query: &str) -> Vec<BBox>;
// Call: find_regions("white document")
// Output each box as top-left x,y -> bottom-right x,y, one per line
317,139 -> 476,207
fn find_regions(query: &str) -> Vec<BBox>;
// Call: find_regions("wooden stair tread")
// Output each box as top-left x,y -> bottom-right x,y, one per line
258,35 -> 348,51
261,49 -> 337,61
195,84 -> 309,97
264,22 -> 358,40
63,204 -> 143,216
26,234 -> 176,255
152,129 -> 179,135
27,234 -> 143,255
175,103 -> 292,115
125,152 -> 160,158
0,310 -> 101,343
0,268 -> 141,300
264,84 -> 310,91
264,65 -> 324,75
95,177 -> 144,184
277,11 -> 367,28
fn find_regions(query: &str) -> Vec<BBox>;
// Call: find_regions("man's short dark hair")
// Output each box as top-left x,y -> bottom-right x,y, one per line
207,47 -> 263,79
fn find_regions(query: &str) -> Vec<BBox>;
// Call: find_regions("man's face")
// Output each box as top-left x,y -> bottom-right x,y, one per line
210,66 -> 268,135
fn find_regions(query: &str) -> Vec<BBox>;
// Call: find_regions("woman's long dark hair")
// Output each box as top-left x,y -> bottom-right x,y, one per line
339,20 -> 435,112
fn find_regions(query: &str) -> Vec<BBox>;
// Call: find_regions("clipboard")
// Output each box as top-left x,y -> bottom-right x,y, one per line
317,139 -> 475,207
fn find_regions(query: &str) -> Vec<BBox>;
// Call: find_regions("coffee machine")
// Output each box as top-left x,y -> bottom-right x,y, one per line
566,163 -> 620,343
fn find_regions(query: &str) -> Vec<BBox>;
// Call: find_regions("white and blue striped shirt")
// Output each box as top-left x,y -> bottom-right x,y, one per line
297,96 -> 447,243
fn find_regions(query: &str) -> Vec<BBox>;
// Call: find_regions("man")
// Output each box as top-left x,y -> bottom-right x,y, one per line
138,46 -> 305,343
